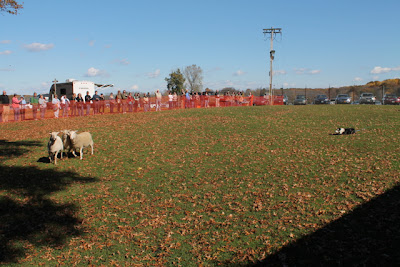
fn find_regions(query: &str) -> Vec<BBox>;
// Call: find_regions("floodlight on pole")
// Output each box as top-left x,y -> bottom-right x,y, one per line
263,27 -> 282,105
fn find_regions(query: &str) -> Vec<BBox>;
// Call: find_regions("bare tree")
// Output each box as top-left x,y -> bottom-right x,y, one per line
184,65 -> 203,93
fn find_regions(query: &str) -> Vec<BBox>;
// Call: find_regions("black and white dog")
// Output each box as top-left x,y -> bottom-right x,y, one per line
334,128 -> 356,135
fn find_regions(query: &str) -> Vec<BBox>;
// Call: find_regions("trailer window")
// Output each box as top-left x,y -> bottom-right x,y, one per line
60,88 -> 67,95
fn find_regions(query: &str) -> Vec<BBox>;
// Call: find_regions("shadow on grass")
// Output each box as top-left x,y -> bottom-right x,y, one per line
251,184 -> 400,266
0,140 -> 97,263
0,140 -> 43,159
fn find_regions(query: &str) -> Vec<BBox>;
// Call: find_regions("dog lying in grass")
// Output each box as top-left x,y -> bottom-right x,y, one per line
334,128 -> 356,135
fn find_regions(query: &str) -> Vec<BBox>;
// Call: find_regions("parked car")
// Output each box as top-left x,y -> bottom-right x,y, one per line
335,94 -> 351,104
359,93 -> 376,104
294,95 -> 307,105
313,94 -> 329,104
382,94 -> 398,105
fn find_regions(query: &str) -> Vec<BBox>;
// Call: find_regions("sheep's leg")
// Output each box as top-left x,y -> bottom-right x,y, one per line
80,147 -> 83,160
54,151 -> 58,165
60,150 -> 63,160
91,144 -> 94,155
72,150 -> 77,157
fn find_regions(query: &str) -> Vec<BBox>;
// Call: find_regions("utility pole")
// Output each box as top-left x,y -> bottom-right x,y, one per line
263,27 -> 282,105
52,78 -> 58,99
305,86 -> 307,104
328,85 -> 331,100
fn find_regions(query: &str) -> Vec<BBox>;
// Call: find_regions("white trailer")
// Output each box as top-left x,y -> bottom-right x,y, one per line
49,79 -> 113,101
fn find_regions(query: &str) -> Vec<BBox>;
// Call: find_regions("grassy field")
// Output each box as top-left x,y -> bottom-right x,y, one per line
1,104 -> 400,266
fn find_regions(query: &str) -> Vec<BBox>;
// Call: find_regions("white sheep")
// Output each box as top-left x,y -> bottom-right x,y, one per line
68,130 -> 94,160
48,132 -> 64,165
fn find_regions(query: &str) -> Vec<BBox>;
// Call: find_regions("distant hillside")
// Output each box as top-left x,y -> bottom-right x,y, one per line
366,78 -> 400,87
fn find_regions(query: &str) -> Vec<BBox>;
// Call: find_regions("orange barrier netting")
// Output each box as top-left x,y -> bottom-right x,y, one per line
0,95 -> 283,123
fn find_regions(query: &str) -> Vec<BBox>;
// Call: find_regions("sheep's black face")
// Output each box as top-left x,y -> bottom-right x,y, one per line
49,132 -> 59,142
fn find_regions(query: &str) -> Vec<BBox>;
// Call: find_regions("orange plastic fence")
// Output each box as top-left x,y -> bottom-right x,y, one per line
0,95 -> 283,123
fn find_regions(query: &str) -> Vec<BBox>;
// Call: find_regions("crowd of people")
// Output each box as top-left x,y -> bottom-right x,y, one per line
0,89 -> 258,122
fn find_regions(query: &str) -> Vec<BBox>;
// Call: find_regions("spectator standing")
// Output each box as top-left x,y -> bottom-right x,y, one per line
173,92 -> 178,109
147,92 -> 151,111
76,93 -> 84,116
122,90 -> 128,113
52,94 -> 60,118
248,92 -> 254,106
238,92 -> 244,105
138,93 -> 143,112
195,92 -> 200,108
92,90 -> 100,114
221,92 -> 227,107
122,90 -> 128,99
155,89 -> 162,111
191,93 -> 195,108
85,91 -> 91,115
0,91 -> 10,122
205,92 -> 210,108
109,93 -> 115,113
181,90 -> 185,109
12,94 -> 21,121
100,93 -> 105,114
60,95 -> 70,117
116,90 -> 123,113
168,91 -> 173,109
143,93 -> 149,112
30,92 -> 39,120
127,92 -> 134,112
134,93 -> 139,112
38,94 -> 47,119
20,97 -> 26,120
185,90 -> 190,109
215,90 -> 220,107
200,92 -> 205,108
70,93 -> 77,116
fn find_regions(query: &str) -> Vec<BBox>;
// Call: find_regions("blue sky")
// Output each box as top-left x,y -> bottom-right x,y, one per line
1,0 -> 399,95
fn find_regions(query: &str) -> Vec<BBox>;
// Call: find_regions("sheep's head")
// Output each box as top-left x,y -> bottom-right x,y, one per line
68,130 -> 78,140
49,132 -> 59,141
61,129 -> 71,140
